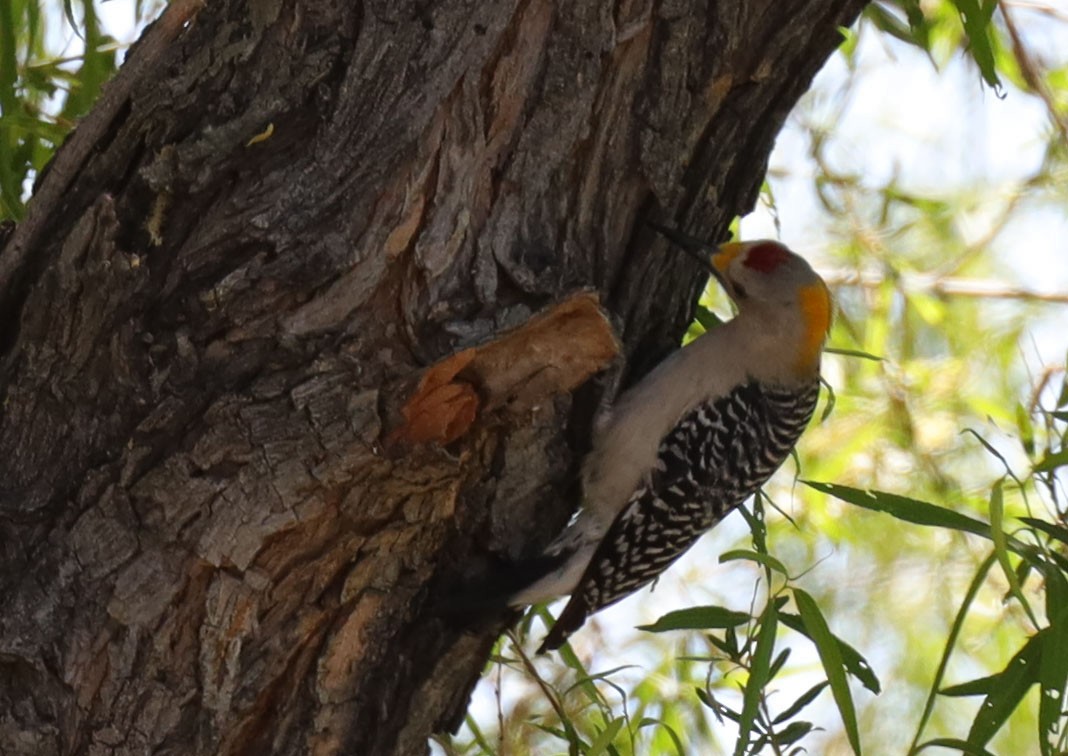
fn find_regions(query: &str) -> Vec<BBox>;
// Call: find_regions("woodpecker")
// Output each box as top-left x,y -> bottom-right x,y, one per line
510,226 -> 832,653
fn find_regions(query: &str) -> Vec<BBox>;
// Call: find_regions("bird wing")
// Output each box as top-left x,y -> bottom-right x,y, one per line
537,378 -> 819,653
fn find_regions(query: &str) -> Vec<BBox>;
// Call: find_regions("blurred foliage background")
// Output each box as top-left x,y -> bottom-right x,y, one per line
2,2 -> 1067,755
0,0 -> 164,219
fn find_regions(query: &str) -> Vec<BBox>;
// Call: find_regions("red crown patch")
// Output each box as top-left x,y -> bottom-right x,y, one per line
743,242 -> 790,273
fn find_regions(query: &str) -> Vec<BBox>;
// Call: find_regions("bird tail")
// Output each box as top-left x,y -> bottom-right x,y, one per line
536,592 -> 590,653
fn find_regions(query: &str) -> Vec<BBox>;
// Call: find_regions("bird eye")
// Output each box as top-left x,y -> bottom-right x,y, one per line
733,282 -> 748,299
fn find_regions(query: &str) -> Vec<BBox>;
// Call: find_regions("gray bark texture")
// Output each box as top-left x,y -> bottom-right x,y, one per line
0,0 -> 868,754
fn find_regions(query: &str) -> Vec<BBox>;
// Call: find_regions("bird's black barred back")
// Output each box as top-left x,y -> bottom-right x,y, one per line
538,377 -> 821,652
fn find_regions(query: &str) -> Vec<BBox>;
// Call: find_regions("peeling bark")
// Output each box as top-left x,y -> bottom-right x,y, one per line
0,1 -> 868,754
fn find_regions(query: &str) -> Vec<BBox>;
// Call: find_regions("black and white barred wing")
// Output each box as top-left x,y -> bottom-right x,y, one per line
537,379 -> 819,652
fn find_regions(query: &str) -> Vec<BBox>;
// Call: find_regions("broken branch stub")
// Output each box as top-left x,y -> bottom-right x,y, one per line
389,291 -> 619,447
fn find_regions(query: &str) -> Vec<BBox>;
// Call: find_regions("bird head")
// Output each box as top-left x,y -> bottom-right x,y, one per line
711,240 -> 825,308
650,224 -> 832,372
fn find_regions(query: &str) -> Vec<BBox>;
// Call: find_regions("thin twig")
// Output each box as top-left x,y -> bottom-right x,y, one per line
822,269 -> 1068,304
505,629 -> 574,744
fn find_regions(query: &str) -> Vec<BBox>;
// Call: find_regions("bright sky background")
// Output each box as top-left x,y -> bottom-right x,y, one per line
744,10 -> 1068,339
59,2 -> 1068,753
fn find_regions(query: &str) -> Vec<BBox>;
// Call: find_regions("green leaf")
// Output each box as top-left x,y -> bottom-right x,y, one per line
694,687 -> 716,711
586,716 -> 625,756
1016,403 -> 1035,456
462,712 -> 494,752
0,0 -> 24,221
531,722 -> 580,744
545,613 -> 614,717
824,346 -> 885,362
1034,449 -> 1068,473
948,0 -> 1002,92
839,24 -> 859,61
0,111 -> 67,143
805,480 -> 988,535
720,549 -> 789,576
794,588 -> 863,755
0,0 -> 19,116
768,647 -> 791,683
910,553 -> 998,752
1039,608 -> 1068,756
965,630 -> 1045,747
773,681 -> 830,725
557,634 -> 592,679
962,428 -> 1022,484
734,601 -> 778,756
564,665 -> 639,705
803,480 -> 1032,557
779,611 -> 881,694
62,0 -> 81,40
865,3 -> 917,46
692,690 -> 740,723
1057,373 -> 1068,409
1038,558 -> 1068,630
694,305 -> 723,332
914,738 -> 999,756
715,625 -> 741,657
819,375 -> 837,422
636,716 -> 687,756
1019,517 -> 1068,548
942,674 -> 998,697
988,480 -> 1035,624
773,720 -> 815,748
58,2 -> 117,123
901,0 -> 930,47
637,606 -> 752,633
1051,551 -> 1068,575
738,497 -> 768,555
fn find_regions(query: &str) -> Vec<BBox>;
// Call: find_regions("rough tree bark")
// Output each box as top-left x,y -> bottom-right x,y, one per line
0,1 -> 868,754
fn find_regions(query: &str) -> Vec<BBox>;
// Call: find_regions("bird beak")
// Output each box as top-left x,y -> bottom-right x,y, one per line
647,222 -> 737,288
711,241 -> 747,276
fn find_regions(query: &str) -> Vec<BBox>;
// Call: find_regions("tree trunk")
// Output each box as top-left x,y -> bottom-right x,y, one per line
0,1 -> 868,754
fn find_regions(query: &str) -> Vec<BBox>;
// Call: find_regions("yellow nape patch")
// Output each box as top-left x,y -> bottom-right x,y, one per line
797,280 -> 832,371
